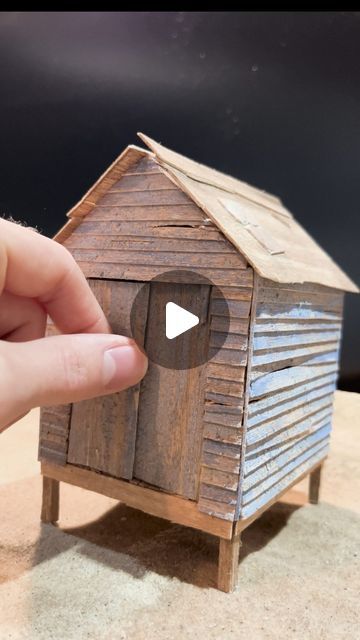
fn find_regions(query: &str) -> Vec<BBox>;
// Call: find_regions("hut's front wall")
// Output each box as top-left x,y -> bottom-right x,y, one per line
39,154 -> 254,521
240,277 -> 343,519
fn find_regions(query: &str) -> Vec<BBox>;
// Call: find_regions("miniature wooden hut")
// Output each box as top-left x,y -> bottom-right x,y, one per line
39,133 -> 358,592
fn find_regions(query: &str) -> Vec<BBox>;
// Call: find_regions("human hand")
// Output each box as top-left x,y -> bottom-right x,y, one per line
0,218 -> 148,432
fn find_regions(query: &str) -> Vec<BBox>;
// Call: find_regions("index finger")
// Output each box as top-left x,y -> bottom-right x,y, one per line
0,218 -> 110,334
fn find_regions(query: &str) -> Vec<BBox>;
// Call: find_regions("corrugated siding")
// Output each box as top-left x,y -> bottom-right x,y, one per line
240,278 -> 343,519
198,274 -> 254,521
63,156 -> 248,285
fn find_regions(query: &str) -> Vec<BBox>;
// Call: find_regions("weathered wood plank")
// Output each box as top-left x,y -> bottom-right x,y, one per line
70,248 -> 245,269
243,425 -> 331,489
134,281 -> 210,499
67,280 -> 149,479
210,331 -> 248,351
253,330 -> 341,351
242,440 -> 329,506
241,447 -> 329,518
206,377 -> 245,398
257,288 -> 343,309
199,483 -> 238,504
109,171 -> 174,192
249,373 -> 337,418
205,391 -> 243,406
203,423 -> 243,445
202,439 -> 241,460
39,404 -> 72,465
204,407 -> 243,428
246,406 -> 333,454
202,451 -> 240,474
256,303 -> 342,321
207,363 -> 246,382
251,342 -> 339,370
83,204 -> 207,222
247,394 -> 334,444
254,319 -> 342,333
249,363 -> 338,398
201,467 -> 239,491
198,498 -> 236,521
98,187 -> 192,207
209,347 -> 248,367
211,316 -> 249,334
65,235 -> 233,254
211,298 -> 252,318
74,262 -> 250,286
244,423 -> 331,476
247,382 -> 336,428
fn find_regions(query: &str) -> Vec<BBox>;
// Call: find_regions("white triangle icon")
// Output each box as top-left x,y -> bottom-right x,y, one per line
165,302 -> 199,340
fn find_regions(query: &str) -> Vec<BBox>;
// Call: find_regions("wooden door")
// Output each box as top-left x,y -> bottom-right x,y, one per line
134,281 -> 211,499
67,279 -> 149,479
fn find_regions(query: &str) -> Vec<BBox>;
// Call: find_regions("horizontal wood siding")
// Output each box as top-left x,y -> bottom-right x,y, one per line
239,278 -> 343,519
198,275 -> 254,521
63,156 -> 248,285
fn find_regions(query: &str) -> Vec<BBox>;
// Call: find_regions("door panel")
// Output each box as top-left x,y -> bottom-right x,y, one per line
134,281 -> 211,499
67,280 -> 149,479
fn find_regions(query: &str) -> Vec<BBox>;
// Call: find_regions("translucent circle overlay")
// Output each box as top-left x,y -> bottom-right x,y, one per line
130,270 -> 230,370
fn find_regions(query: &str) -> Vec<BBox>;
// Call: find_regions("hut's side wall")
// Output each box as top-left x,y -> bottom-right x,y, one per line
240,277 -> 344,520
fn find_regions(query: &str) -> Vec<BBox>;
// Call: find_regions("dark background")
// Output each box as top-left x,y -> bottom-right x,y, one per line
0,11 -> 359,387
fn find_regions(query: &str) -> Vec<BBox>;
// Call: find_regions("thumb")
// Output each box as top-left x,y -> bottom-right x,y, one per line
0,333 -> 148,426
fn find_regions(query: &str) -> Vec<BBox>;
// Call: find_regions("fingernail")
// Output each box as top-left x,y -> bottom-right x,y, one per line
103,343 -> 148,391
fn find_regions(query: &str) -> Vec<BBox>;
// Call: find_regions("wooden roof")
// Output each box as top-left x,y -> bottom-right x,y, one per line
56,134 -> 358,293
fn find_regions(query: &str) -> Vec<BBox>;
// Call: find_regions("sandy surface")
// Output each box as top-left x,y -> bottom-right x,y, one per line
0,391 -> 359,640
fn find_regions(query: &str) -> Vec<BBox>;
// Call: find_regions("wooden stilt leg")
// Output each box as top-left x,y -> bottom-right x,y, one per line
41,476 -> 60,523
309,465 -> 322,505
218,534 -> 241,593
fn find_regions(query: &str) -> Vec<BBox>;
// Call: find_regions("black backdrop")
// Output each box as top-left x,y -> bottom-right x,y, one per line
0,11 -> 359,387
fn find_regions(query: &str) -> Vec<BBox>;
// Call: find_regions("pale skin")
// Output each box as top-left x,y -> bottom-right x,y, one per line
0,218 -> 148,432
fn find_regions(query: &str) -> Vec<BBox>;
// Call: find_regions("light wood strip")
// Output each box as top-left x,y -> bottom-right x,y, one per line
41,463 -> 233,539
253,330 -> 341,351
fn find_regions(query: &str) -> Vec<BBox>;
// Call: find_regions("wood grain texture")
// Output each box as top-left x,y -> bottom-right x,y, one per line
309,464 -> 322,504
39,404 -> 72,465
198,275 -> 254,521
134,281 -> 210,499
239,277 -> 342,519
41,462 -> 233,539
235,459 -> 325,533
63,155 -> 249,284
67,280 -> 149,479
139,134 -> 358,292
218,535 -> 241,593
41,477 -> 60,523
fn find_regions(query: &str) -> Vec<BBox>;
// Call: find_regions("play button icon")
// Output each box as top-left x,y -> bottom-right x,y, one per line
165,302 -> 199,339
130,269 -> 230,370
